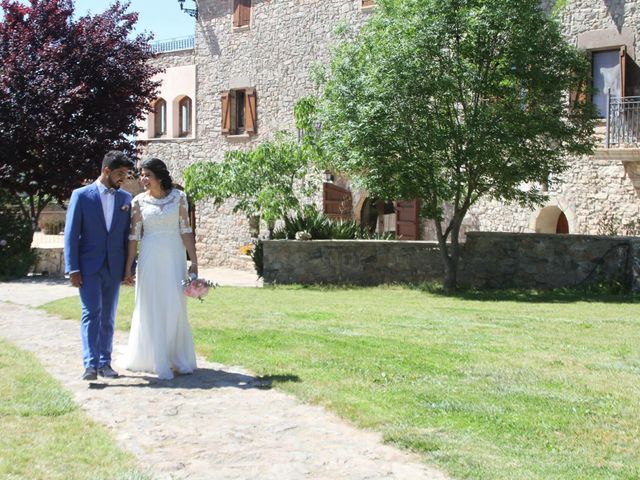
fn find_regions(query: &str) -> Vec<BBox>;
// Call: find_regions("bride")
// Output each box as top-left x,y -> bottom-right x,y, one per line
123,157 -> 198,380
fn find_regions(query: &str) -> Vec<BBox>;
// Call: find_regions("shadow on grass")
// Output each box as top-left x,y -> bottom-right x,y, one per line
88,368 -> 300,391
265,281 -> 639,304
414,284 -> 639,304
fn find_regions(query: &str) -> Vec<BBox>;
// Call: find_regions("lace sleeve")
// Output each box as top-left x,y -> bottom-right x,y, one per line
178,191 -> 193,234
128,197 -> 143,241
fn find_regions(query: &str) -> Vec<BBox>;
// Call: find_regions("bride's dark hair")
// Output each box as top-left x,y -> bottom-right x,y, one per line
140,157 -> 173,191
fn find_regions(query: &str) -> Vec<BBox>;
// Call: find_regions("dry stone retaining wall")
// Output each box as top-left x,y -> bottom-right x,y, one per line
264,233 -> 640,291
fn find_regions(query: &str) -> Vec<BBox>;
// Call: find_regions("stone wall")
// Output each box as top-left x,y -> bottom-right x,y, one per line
459,232 -> 640,290
263,239 -> 444,285
33,248 -> 64,276
468,151 -> 640,237
263,233 -> 640,291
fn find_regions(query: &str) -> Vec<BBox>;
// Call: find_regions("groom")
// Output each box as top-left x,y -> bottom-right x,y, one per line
64,151 -> 134,381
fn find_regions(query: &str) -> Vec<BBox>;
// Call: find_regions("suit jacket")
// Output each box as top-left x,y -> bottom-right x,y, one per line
64,183 -> 132,279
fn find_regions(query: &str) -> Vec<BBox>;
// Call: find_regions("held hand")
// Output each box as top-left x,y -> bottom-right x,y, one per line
123,265 -> 135,285
188,263 -> 198,279
69,271 -> 82,288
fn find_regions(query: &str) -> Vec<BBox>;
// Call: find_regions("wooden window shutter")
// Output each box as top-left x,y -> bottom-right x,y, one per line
245,88 -> 257,135
395,199 -> 420,240
234,0 -> 250,28
242,0 -> 251,27
221,91 -> 231,135
323,183 -> 353,220
233,0 -> 241,27
620,45 -> 627,97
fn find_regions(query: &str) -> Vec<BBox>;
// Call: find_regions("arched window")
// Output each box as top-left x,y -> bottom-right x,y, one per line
153,98 -> 167,137
179,96 -> 192,137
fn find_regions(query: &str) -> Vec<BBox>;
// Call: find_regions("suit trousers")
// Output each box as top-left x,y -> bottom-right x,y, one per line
79,263 -> 121,369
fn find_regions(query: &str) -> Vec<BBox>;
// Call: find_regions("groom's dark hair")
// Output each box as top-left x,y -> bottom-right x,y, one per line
102,150 -> 134,171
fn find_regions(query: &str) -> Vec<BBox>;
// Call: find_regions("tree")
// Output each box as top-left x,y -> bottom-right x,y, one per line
183,132 -> 320,237
308,0 -> 596,291
0,0 -> 160,231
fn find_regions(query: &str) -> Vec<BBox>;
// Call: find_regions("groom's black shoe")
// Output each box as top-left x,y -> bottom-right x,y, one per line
82,367 -> 98,381
98,365 -> 119,378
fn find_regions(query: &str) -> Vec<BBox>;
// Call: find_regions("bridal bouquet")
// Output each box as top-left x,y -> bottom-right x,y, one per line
182,275 -> 217,302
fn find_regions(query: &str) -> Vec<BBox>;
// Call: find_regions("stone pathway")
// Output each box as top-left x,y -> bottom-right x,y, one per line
0,277 -> 449,480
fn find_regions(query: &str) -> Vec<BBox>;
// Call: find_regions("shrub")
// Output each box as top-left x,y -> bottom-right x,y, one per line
0,192 -> 36,280
249,239 -> 264,278
596,214 -> 640,236
249,206 -> 393,275
273,205 -> 393,240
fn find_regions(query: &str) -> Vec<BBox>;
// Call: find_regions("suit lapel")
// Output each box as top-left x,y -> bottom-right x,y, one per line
112,190 -> 124,231
90,184 -> 108,232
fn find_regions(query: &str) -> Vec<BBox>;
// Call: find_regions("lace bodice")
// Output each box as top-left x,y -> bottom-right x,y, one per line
129,189 -> 192,240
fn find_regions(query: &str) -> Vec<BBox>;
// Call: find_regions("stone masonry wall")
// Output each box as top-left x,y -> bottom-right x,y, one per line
460,232 -> 640,290
263,240 -> 444,285
468,151 -> 640,236
140,0 -> 371,270
264,233 -> 640,291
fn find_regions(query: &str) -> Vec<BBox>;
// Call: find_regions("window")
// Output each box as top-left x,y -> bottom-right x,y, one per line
591,46 -> 640,117
233,0 -> 251,28
153,98 -> 167,137
179,96 -> 192,137
221,88 -> 257,136
592,49 -> 621,117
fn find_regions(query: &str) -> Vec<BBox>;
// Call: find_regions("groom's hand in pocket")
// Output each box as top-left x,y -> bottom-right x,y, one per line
69,272 -> 82,288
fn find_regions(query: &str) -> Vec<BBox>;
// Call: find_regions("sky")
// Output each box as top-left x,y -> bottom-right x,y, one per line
73,0 -> 196,41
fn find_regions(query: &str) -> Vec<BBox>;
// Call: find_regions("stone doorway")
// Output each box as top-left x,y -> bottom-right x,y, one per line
535,206 -> 570,234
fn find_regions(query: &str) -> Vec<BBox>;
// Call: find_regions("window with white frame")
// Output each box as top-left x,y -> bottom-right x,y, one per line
153,98 -> 167,137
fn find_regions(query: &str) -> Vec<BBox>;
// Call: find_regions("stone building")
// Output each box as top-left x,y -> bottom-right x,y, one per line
468,0 -> 640,239
138,0 -> 640,270
138,0 -> 376,269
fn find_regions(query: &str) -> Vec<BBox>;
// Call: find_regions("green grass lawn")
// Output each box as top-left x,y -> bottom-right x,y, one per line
0,338 -> 148,480
44,285 -> 640,480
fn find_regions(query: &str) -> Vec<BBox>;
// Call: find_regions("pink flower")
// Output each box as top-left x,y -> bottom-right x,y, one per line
0,239 -> 6,247
182,276 -> 217,302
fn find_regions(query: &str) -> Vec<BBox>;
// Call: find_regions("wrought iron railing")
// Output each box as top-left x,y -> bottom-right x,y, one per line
605,93 -> 640,147
150,35 -> 195,54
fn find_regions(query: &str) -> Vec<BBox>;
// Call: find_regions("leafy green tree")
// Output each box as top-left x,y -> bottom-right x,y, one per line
183,132 -> 320,237
308,0 -> 596,290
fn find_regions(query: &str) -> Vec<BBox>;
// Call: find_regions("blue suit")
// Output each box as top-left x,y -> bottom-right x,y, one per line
64,183 -> 132,369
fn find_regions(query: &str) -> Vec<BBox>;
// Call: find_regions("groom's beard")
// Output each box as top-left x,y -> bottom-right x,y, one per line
106,175 -> 121,190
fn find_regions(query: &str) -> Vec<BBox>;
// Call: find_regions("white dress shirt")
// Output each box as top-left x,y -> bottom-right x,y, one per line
95,181 -> 115,231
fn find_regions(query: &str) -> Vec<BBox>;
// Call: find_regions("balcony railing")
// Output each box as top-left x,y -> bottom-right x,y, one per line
150,35 -> 195,54
605,93 -> 640,148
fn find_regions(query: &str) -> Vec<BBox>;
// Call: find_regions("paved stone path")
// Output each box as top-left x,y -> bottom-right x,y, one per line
0,276 -> 449,480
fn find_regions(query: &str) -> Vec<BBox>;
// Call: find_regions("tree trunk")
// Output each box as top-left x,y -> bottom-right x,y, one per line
267,219 -> 275,240
435,213 -> 463,293
442,254 -> 458,292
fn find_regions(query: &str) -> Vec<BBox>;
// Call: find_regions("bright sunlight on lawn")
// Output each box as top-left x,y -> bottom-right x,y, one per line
0,338 -> 147,480
43,285 -> 640,480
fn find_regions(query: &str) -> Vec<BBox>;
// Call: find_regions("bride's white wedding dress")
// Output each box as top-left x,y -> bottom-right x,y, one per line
124,189 -> 197,380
